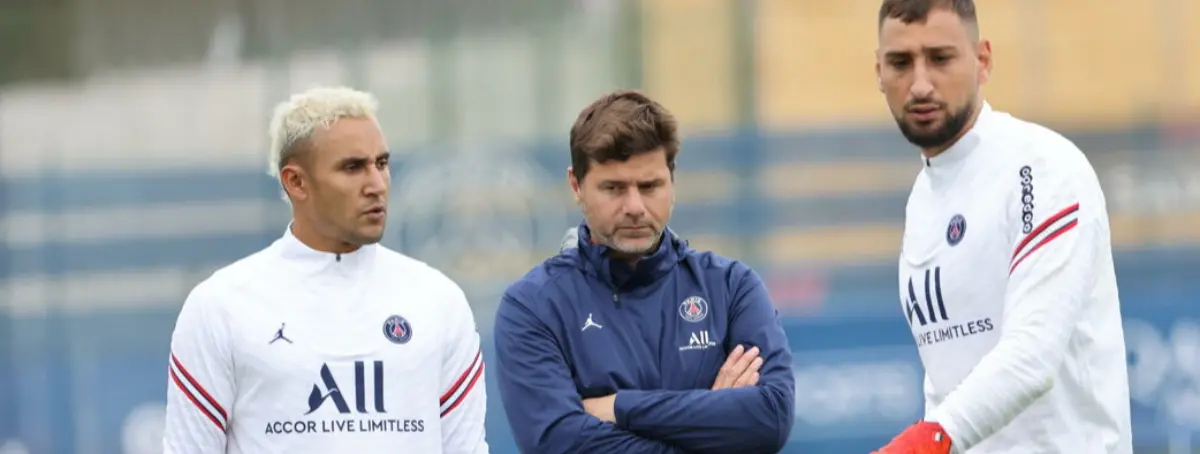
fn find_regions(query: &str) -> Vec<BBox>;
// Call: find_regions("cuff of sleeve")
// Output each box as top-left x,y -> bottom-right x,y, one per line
613,390 -> 644,430
924,410 -> 963,454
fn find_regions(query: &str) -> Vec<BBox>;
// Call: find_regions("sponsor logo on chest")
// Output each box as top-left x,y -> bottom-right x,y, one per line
261,314 -> 429,436
677,296 -> 717,352
903,265 -> 997,348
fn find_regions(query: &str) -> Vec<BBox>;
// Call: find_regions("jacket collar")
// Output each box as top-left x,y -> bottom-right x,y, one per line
570,222 -> 686,290
276,223 -> 378,277
923,101 -> 993,170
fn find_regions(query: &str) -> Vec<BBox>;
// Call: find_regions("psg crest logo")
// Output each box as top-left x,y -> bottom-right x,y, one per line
946,214 -> 967,246
678,296 -> 709,323
382,315 -> 413,344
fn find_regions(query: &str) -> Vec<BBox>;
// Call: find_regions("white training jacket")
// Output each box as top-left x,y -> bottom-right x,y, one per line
899,102 -> 1133,453
163,228 -> 488,454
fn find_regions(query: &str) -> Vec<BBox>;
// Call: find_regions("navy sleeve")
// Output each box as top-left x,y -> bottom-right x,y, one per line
612,265 -> 796,454
493,290 -> 685,454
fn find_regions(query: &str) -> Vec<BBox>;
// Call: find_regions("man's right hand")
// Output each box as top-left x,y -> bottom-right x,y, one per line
711,345 -> 763,390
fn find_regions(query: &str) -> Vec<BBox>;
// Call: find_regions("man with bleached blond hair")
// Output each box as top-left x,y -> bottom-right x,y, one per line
163,86 -> 489,454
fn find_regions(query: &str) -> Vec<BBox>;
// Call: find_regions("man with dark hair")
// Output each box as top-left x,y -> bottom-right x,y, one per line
872,1 -> 1132,453
565,90 -> 682,257
492,90 -> 796,453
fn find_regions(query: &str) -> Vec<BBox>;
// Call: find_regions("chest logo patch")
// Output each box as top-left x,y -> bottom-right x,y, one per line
582,313 -> 603,331
678,296 -> 709,323
270,322 -> 293,345
382,315 -> 413,344
946,214 -> 967,246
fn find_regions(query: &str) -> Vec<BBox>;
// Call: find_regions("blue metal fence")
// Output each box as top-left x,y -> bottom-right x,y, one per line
1,128 -> 1197,453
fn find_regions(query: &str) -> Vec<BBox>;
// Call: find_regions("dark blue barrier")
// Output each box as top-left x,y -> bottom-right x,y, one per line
0,126 -> 1195,453
3,301 -> 1192,453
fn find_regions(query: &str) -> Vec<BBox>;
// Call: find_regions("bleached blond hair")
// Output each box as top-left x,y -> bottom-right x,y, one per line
266,86 -> 381,188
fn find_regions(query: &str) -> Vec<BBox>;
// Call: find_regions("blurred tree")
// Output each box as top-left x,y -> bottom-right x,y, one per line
0,0 -> 76,86
0,0 -> 580,84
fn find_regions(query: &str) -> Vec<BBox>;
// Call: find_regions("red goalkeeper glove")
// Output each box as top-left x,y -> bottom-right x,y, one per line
872,421 -> 953,454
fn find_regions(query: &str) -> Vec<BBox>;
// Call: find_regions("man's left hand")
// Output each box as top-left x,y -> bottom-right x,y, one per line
582,394 -> 617,423
873,421 -> 952,454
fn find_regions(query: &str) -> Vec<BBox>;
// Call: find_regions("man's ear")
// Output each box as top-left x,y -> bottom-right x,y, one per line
280,164 -> 308,201
976,39 -> 993,85
566,166 -> 581,205
875,51 -> 884,93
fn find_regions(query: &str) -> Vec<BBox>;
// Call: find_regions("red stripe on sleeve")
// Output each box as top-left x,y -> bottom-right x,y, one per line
169,366 -> 226,432
1012,203 -> 1080,261
440,348 -> 482,405
170,353 -> 228,420
441,362 -> 484,418
1009,219 -> 1078,275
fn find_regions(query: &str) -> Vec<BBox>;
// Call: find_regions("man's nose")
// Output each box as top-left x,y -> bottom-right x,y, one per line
910,63 -> 935,99
363,166 -> 387,196
622,189 -> 647,217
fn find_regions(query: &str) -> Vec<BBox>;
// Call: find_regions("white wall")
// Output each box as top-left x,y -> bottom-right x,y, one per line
0,12 -> 625,177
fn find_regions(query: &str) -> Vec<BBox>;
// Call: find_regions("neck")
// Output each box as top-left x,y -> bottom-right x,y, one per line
921,100 -> 985,159
609,253 -> 642,267
290,216 -> 361,254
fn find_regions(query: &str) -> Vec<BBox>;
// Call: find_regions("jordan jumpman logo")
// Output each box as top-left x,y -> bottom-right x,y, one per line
270,323 -> 293,344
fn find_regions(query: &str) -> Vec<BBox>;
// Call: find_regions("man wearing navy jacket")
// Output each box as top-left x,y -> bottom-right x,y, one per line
492,90 -> 796,454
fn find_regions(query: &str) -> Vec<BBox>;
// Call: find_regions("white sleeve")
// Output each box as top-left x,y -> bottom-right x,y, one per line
438,282 -> 489,454
923,373 -> 937,417
927,148 -> 1100,451
163,282 -> 235,453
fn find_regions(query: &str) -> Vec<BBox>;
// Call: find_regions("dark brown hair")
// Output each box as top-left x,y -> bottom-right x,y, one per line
568,90 -> 680,182
878,0 -> 976,28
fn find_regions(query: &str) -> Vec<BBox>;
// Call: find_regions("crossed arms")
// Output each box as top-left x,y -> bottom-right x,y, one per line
492,267 -> 795,454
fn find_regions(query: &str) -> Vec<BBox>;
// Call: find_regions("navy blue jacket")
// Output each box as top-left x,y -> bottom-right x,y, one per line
493,224 -> 795,454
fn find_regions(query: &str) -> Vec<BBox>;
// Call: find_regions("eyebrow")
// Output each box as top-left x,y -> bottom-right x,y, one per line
884,45 -> 958,58
600,177 -> 665,186
335,151 -> 390,168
